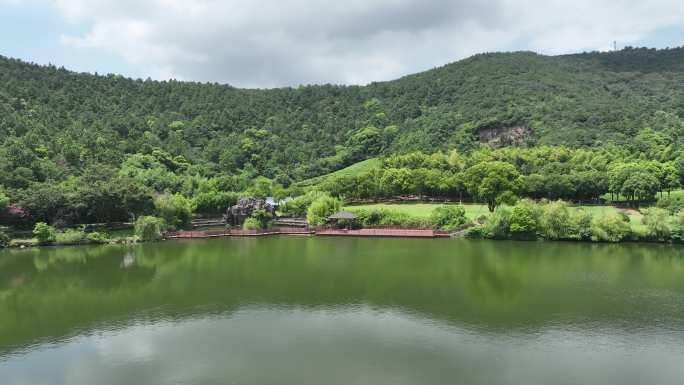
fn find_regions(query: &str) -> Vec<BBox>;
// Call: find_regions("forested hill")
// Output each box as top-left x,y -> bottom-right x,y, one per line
1,46 -> 684,187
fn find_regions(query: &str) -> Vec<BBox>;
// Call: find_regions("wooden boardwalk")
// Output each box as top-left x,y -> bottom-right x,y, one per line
316,228 -> 449,238
167,227 -> 449,239
166,227 -> 313,239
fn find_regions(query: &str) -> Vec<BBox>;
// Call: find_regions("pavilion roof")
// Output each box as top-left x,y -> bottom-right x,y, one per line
328,211 -> 358,220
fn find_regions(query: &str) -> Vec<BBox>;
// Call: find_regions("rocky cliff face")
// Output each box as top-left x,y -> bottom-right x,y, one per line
478,125 -> 533,147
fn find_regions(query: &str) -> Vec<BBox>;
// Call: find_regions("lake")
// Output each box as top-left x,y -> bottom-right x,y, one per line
1,237 -> 683,385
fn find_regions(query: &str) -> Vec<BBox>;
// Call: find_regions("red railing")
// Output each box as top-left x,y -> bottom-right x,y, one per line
315,228 -> 449,238
166,226 -> 450,239
166,227 -> 313,238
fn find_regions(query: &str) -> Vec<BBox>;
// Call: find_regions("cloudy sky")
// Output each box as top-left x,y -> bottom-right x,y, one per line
1,0 -> 684,88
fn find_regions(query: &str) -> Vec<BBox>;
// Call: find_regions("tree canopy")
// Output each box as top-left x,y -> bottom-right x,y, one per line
2,47 -> 684,225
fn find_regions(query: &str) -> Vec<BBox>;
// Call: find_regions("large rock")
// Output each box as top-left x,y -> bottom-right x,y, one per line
224,198 -> 276,226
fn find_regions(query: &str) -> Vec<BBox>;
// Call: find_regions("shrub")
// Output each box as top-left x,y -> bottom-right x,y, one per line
484,206 -> 512,239
630,225 -> 651,242
509,203 -> 538,240
641,208 -> 671,240
656,196 -> 684,215
135,216 -> 166,241
2,204 -> 30,229
568,209 -> 593,241
86,232 -> 110,244
306,195 -> 342,226
430,205 -> 467,231
464,226 -> 486,239
55,229 -> 86,245
591,213 -> 631,242
244,208 -> 273,229
242,217 -> 261,230
33,222 -> 57,245
617,211 -> 631,223
0,191 -> 9,211
0,230 -> 9,248
280,190 -> 329,217
671,211 -> 684,242
351,208 -> 431,228
192,191 -> 238,214
155,194 -> 193,230
540,200 -> 571,240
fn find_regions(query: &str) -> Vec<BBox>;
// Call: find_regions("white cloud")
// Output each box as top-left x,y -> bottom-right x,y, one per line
47,0 -> 684,87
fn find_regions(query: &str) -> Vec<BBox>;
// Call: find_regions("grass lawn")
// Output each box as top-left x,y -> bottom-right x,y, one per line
668,189 -> 684,199
344,202 -> 647,230
344,202 -> 490,221
571,205 -> 646,231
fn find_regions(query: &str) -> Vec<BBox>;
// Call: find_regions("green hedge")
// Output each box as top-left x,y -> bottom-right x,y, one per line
466,200 -> 684,243
348,208 -> 432,228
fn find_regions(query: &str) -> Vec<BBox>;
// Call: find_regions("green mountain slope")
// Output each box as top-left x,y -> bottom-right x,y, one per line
297,158 -> 381,187
1,46 -> 684,188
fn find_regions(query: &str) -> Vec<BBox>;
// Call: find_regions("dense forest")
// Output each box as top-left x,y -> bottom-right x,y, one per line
1,46 -> 684,230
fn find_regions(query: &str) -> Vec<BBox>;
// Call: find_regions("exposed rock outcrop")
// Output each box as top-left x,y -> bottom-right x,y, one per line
478,125 -> 533,147
224,198 -> 276,227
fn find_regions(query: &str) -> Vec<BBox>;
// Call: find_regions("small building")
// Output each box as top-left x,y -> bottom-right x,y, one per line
265,197 -> 278,209
328,211 -> 359,229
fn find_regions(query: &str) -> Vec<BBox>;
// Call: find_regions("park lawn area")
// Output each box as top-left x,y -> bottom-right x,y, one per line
344,202 -> 648,231
571,205 -> 646,231
668,189 -> 684,199
344,202 -> 490,221
580,206 -> 646,230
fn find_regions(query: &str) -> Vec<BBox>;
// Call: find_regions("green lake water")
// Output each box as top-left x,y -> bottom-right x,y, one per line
1,237 -> 683,385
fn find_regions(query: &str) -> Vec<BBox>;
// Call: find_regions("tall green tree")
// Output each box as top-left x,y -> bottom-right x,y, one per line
154,194 -> 193,230
464,161 -> 522,212
620,172 -> 660,208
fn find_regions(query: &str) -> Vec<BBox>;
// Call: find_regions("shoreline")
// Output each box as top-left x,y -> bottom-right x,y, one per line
167,228 -> 450,239
3,228 -> 683,251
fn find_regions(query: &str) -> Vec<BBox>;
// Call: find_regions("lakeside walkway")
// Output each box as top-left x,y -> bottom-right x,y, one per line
166,227 -> 313,239
166,227 -> 449,239
316,228 -> 449,238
